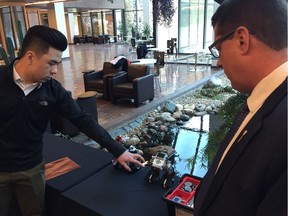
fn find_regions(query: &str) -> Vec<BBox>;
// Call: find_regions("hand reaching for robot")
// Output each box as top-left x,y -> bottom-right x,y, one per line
116,150 -> 145,172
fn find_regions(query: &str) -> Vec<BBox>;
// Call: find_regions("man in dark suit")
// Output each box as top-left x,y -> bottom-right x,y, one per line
194,0 -> 287,215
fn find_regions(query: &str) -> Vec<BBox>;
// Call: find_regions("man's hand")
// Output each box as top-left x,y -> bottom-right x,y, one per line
116,151 -> 145,172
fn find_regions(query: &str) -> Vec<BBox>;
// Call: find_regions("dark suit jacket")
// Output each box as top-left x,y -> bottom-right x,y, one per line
194,79 -> 287,216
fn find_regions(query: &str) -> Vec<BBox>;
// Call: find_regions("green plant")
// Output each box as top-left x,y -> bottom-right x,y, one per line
142,22 -> 151,38
201,92 -> 248,167
131,26 -> 136,37
151,0 -> 175,27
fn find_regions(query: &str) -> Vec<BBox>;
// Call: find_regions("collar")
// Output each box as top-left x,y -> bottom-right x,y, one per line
247,61 -> 288,114
13,62 -> 42,91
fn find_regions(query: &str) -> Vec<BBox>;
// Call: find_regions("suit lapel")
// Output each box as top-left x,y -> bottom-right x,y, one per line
201,119 -> 262,212
197,79 -> 287,215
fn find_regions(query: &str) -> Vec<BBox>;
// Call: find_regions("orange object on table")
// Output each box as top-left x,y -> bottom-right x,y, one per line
45,157 -> 80,181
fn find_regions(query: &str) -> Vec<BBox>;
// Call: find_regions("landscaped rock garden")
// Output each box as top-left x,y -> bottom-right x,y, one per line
116,75 -> 237,159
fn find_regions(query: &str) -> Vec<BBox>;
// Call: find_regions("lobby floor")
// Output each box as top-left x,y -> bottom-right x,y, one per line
54,43 -> 223,132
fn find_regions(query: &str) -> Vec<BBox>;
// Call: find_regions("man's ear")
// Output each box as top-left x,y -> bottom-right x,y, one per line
26,51 -> 34,65
235,26 -> 250,54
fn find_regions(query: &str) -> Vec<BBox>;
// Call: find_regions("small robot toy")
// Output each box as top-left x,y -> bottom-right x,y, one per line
145,151 -> 175,188
112,145 -> 143,173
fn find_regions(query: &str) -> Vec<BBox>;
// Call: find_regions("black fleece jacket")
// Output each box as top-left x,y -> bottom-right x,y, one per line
0,63 -> 125,172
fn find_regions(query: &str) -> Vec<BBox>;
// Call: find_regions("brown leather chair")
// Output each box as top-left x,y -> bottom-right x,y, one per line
108,64 -> 154,107
82,62 -> 124,100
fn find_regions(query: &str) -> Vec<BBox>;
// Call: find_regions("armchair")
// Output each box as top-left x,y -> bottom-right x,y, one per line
82,62 -> 124,100
108,64 -> 154,107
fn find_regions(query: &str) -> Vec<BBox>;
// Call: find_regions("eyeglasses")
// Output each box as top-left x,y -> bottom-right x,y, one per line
208,29 -> 236,58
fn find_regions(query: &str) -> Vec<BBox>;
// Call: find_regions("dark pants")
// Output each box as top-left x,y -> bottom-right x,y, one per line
0,161 -> 45,216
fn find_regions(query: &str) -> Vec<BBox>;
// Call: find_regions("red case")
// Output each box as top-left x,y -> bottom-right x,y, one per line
163,174 -> 201,215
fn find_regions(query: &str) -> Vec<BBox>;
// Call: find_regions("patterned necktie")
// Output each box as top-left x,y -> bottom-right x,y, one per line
225,101 -> 249,140
214,101 -> 249,171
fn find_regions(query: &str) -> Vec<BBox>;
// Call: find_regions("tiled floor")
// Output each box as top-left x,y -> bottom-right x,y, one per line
54,43 -> 223,132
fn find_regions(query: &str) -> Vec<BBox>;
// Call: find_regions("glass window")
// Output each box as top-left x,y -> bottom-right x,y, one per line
73,14 -> 80,36
115,10 -> 123,39
103,11 -> 114,35
26,9 -> 40,27
179,0 -> 214,53
91,12 -> 102,36
124,0 -> 145,40
13,6 -> 26,49
204,0 -> 215,49
81,13 -> 92,36
1,7 -> 14,47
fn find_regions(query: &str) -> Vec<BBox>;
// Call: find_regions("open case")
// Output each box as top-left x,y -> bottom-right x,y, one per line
163,174 -> 202,216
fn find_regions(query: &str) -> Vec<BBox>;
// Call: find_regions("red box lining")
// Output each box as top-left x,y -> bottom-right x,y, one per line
165,176 -> 201,206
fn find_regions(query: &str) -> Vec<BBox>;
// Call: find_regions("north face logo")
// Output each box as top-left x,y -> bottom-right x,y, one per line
39,101 -> 48,106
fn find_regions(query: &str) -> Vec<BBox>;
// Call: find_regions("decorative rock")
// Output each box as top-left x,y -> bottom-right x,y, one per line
154,120 -> 163,125
156,106 -> 162,111
175,104 -> 183,111
194,111 -> 207,116
147,122 -> 156,129
205,105 -> 213,113
126,136 -> 141,146
159,125 -> 167,131
163,100 -> 177,113
182,108 -> 194,116
203,77 -> 223,88
145,117 -> 155,123
148,128 -> 158,136
138,141 -> 149,148
210,103 -> 216,109
145,145 -> 175,157
180,114 -> 190,121
184,104 -> 195,110
161,112 -> 176,122
172,111 -> 182,119
196,104 -> 206,112
141,130 -> 151,140
176,120 -> 186,126
154,114 -> 162,121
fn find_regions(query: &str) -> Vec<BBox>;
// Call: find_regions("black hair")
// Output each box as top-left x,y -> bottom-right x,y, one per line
19,25 -> 68,58
211,0 -> 287,50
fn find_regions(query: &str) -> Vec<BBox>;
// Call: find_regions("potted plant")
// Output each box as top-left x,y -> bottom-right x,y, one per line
131,26 -> 136,38
142,22 -> 151,39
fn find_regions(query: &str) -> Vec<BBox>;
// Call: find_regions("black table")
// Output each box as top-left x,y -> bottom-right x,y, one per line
53,165 -> 171,216
9,133 -> 114,216
43,133 -> 113,215
10,133 -> 176,216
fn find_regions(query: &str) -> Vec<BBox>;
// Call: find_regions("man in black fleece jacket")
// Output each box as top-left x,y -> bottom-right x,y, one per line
0,25 -> 144,216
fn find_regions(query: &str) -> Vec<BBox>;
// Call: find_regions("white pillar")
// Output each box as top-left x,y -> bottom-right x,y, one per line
47,2 -> 70,58
66,13 -> 75,44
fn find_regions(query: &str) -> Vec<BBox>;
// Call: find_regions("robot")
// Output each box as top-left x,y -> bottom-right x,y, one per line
145,151 -> 175,188
112,145 -> 143,173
